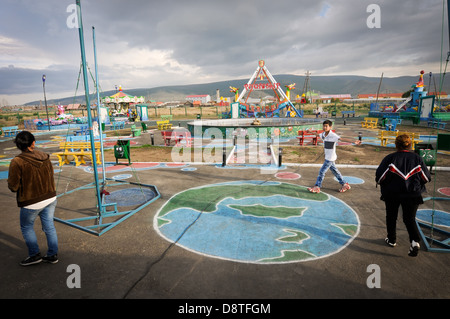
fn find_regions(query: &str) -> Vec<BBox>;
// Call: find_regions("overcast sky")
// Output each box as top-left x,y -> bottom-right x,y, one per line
0,0 -> 448,105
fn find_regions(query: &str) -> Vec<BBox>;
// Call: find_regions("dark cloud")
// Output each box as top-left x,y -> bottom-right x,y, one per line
0,0 -> 448,104
0,65 -> 79,95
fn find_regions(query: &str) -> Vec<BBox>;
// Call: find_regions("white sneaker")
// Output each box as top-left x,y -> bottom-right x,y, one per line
408,241 -> 420,257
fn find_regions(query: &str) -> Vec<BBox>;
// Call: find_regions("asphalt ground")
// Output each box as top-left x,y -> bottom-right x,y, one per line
0,119 -> 449,306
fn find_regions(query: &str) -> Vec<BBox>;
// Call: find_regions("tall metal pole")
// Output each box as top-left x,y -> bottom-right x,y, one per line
76,0 -> 102,214
42,75 -> 51,131
375,72 -> 383,107
437,0 -> 450,105
92,26 -> 106,185
448,0 -> 450,51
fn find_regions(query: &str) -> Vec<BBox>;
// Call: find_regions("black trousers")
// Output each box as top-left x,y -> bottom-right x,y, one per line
385,199 -> 421,244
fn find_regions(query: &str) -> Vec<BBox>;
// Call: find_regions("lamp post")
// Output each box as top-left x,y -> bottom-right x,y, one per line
42,74 -> 51,131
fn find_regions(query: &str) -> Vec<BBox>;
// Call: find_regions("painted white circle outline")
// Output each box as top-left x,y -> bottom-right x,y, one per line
153,181 -> 361,264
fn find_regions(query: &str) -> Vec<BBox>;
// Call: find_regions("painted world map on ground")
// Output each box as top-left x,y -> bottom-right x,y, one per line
154,181 -> 360,264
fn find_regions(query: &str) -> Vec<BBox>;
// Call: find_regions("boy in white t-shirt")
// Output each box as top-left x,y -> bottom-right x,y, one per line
308,120 -> 361,193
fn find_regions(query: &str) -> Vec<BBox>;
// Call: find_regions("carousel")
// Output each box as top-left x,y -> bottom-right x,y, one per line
101,86 -> 145,118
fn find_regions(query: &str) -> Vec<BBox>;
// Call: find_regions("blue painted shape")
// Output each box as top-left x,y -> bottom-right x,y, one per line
104,188 -> 157,207
334,176 -> 364,184
0,169 -> 62,180
0,171 -> 8,180
112,174 -> 133,180
417,209 -> 450,228
215,163 -> 286,170
155,181 -> 360,264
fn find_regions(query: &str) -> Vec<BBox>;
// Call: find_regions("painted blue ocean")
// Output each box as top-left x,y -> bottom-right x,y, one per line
156,181 -> 360,264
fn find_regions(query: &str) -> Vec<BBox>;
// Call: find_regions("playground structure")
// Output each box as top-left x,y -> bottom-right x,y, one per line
225,60 -> 303,119
101,86 -> 145,119
56,104 -> 75,122
29,1 -> 448,247
396,70 -> 427,113
188,117 -> 322,140
22,104 -> 84,131
417,132 -> 450,253
369,70 -> 450,123
52,1 -> 160,236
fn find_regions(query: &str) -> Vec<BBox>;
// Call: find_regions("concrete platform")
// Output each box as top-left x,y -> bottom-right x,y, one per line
0,123 -> 449,301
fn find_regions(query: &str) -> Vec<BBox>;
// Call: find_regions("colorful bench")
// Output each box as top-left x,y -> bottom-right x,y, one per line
361,117 -> 378,129
1,126 -> 20,137
378,130 -> 398,146
74,125 -> 89,136
161,130 -> 182,146
112,121 -> 125,130
341,111 -> 355,117
378,130 -> 422,150
296,130 -> 319,146
427,119 -> 447,129
157,120 -> 172,130
177,131 -> 194,147
52,141 -> 102,167
384,118 -> 399,131
161,130 -> 193,147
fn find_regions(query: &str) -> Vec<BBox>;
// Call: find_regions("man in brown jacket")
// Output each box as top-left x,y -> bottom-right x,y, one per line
8,131 -> 58,266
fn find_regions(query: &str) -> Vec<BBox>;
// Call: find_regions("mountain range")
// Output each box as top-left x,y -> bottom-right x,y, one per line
26,73 -> 449,105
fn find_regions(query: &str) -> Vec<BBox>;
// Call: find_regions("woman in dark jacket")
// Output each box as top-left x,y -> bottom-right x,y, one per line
375,134 -> 431,257
8,131 -> 58,266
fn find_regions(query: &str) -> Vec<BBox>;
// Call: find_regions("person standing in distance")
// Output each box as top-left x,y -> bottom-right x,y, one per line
8,131 -> 59,266
375,134 -> 431,257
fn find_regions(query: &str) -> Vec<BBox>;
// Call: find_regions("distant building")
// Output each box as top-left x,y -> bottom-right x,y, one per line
186,94 -> 211,104
319,94 -> 352,102
357,92 -> 448,99
66,104 -> 82,110
357,93 -> 403,99
428,91 -> 448,98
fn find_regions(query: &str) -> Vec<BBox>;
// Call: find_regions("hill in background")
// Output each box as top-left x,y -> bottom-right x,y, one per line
26,73 -> 449,105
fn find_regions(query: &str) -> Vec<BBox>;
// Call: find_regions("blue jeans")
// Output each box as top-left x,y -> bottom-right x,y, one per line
20,199 -> 58,257
315,160 -> 346,188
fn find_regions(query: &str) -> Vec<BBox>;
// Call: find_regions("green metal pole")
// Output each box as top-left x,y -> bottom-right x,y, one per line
92,26 -> 106,185
76,0 -> 102,214
448,0 -> 450,52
